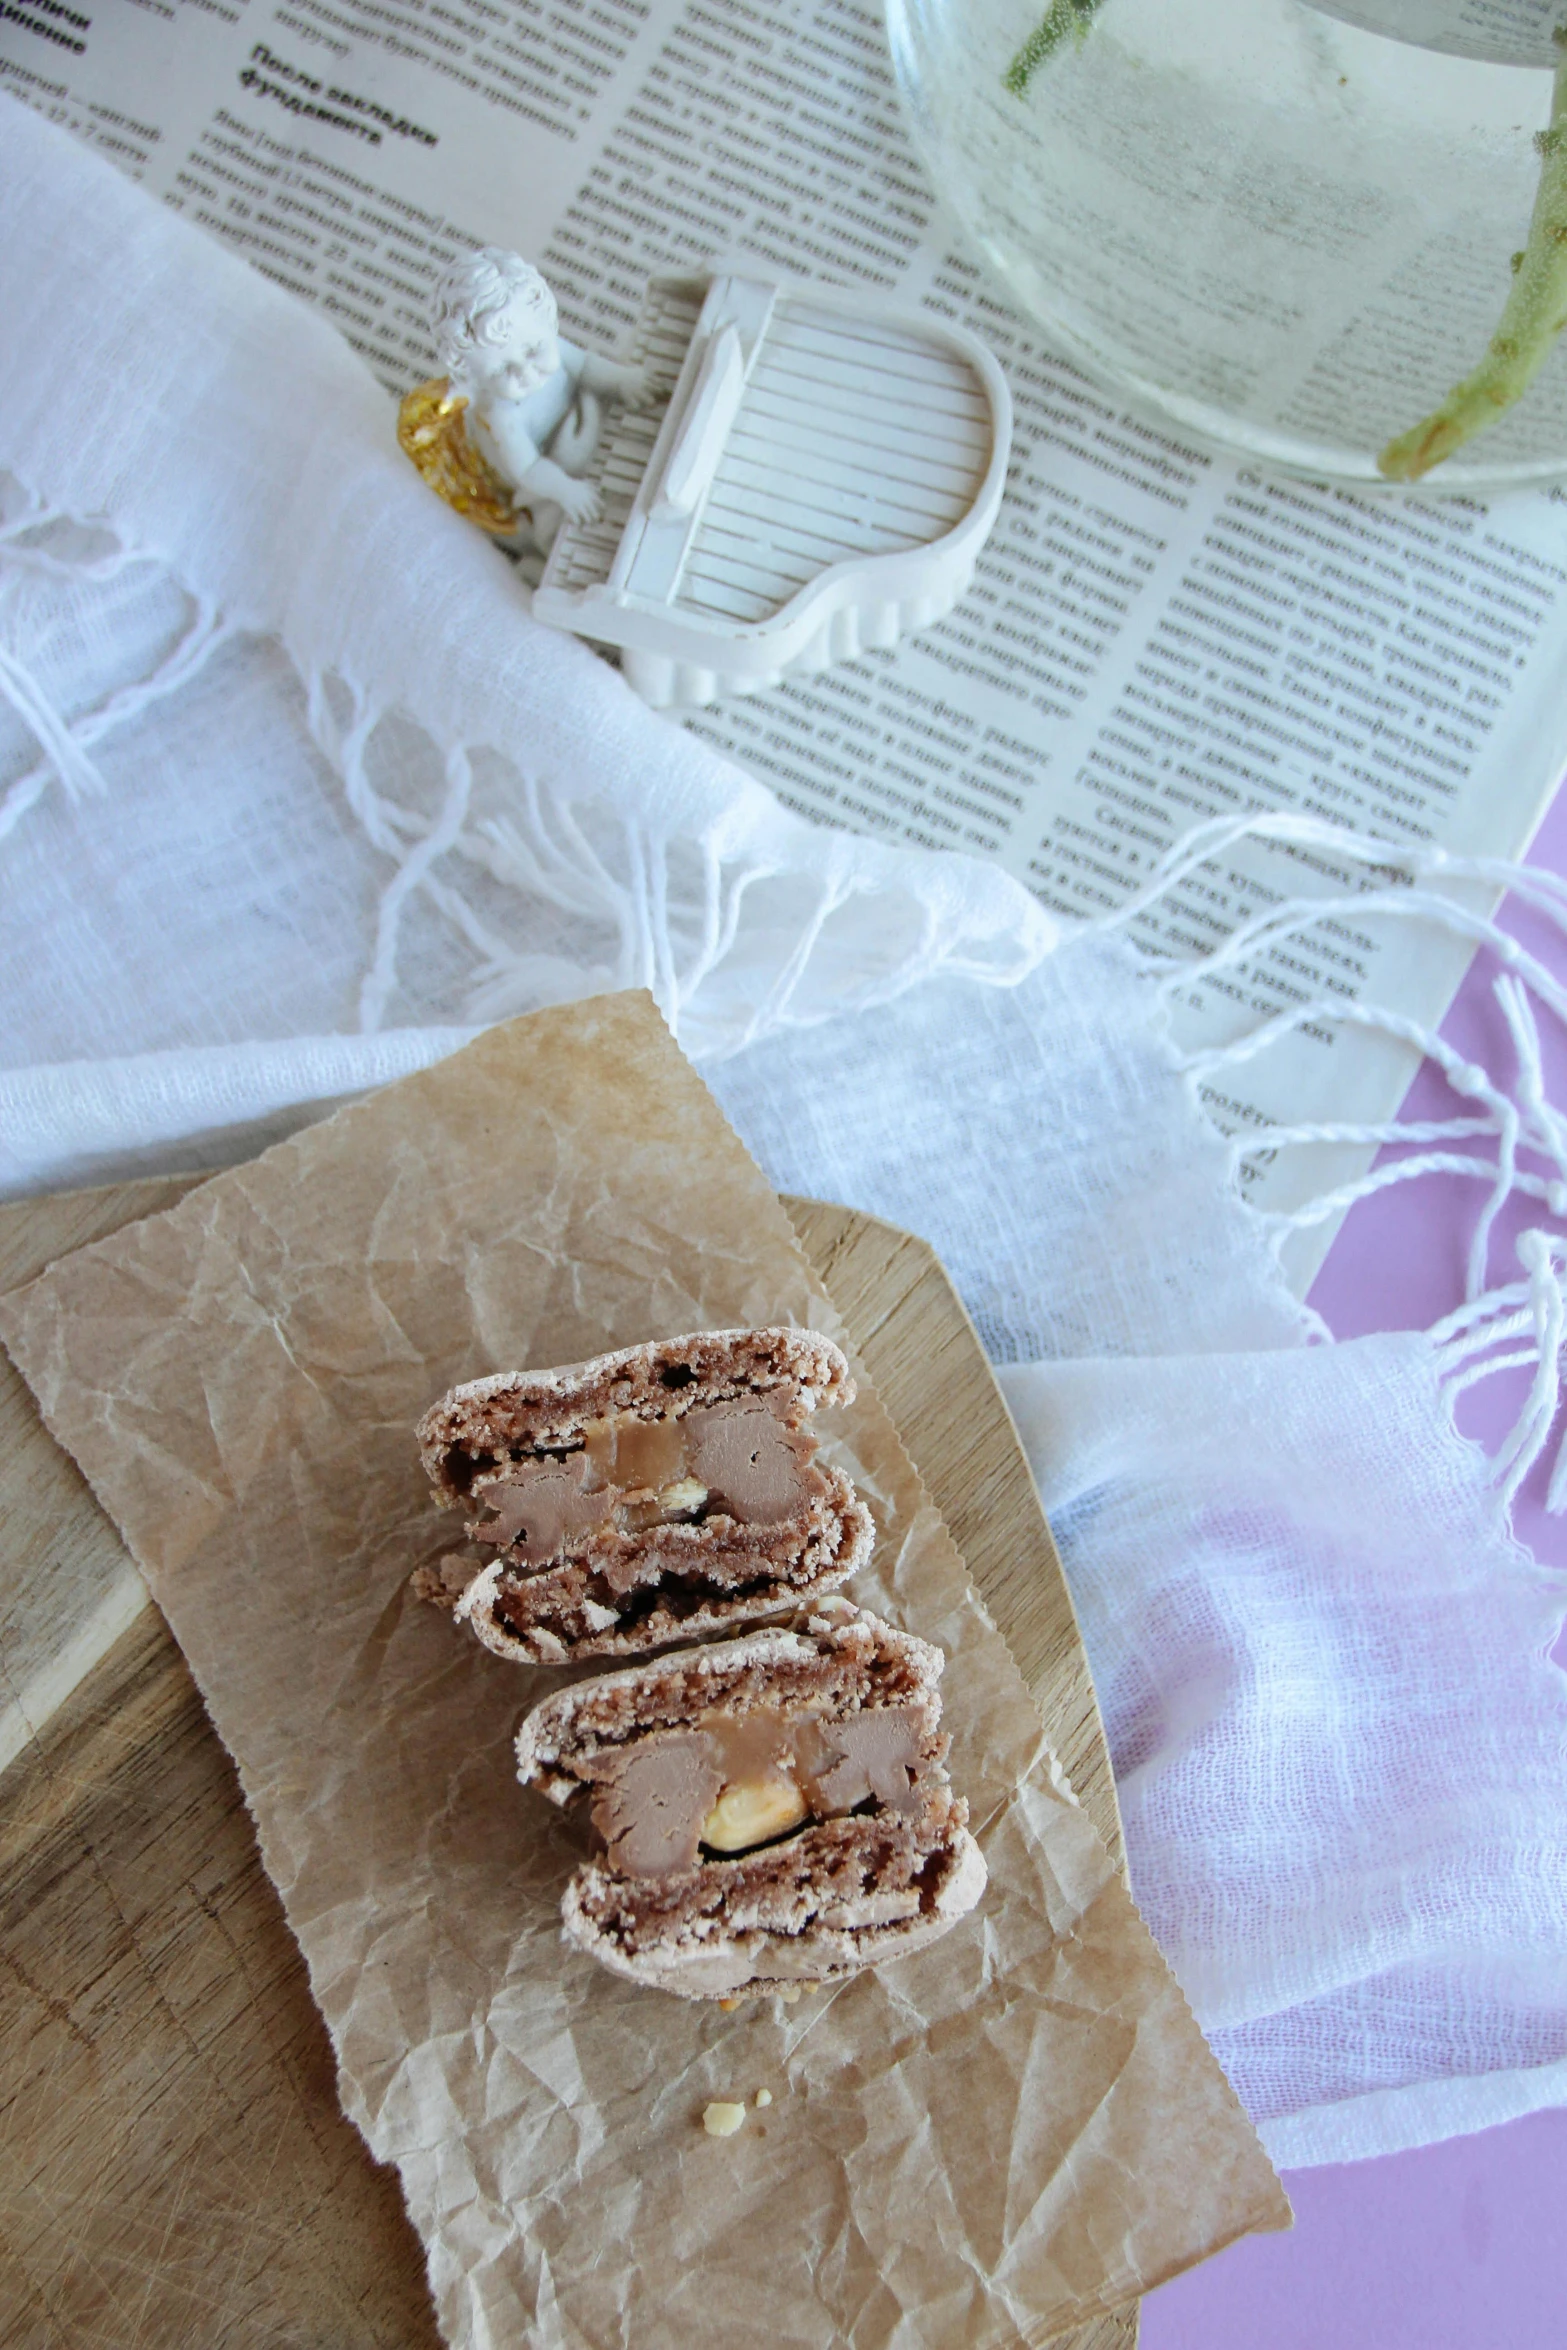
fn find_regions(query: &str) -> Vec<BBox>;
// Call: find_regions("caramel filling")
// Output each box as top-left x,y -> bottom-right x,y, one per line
583,1411 -> 686,1492
472,1395 -> 818,1567
588,1702 -> 925,1879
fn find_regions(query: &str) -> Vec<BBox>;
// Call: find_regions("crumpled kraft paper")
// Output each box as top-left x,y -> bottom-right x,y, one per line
0,993 -> 1287,2347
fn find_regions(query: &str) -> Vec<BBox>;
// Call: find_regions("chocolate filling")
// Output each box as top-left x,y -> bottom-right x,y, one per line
472,1396 -> 820,1574
589,1735 -> 723,1878
586,1701 -> 925,1879
682,1400 -> 810,1526
476,1455 -> 611,1564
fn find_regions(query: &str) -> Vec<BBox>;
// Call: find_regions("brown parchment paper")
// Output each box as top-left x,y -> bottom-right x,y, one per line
0,993 -> 1287,2348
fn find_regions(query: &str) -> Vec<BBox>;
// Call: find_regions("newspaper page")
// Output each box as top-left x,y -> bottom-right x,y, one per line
6,0 -> 1567,1285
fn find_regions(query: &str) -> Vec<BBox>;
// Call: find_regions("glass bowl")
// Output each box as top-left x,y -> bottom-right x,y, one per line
885,0 -> 1567,490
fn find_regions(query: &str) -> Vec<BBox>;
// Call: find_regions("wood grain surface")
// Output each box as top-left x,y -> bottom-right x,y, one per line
0,1175 -> 1134,2350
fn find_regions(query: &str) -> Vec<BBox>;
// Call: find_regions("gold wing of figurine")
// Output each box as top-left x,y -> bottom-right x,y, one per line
396,378 -> 522,536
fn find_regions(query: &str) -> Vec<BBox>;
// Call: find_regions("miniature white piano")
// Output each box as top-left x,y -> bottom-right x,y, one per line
532,269 -> 1011,709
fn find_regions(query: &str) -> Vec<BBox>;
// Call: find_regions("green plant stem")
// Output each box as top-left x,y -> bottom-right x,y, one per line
1379,30 -> 1567,480
1004,0 -> 1104,97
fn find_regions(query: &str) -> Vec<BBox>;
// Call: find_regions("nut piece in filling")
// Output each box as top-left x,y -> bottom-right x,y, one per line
412,1328 -> 874,1665
515,1603 -> 987,2001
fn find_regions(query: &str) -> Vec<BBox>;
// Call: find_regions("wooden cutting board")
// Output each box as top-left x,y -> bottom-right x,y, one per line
0,1176 -> 1134,2350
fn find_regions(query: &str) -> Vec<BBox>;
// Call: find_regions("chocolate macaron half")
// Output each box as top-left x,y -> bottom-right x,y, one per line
515,1602 -> 986,1999
414,1328 -> 874,1664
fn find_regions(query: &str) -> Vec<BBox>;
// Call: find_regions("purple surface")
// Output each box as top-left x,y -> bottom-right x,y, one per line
1146,2107 -> 1567,2349
1142,784 -> 1567,2346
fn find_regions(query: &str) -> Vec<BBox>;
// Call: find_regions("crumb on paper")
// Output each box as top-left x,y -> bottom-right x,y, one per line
703,2100 -> 746,2137
718,1996 -> 741,2012
776,1986 -> 801,2005
754,2088 -> 772,2108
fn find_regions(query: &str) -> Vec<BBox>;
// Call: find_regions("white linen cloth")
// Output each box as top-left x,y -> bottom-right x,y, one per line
4,93 -> 1567,2172
709,969 -> 1567,2165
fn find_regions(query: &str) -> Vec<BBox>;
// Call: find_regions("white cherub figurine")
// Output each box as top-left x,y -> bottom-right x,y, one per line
429,248 -> 652,551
